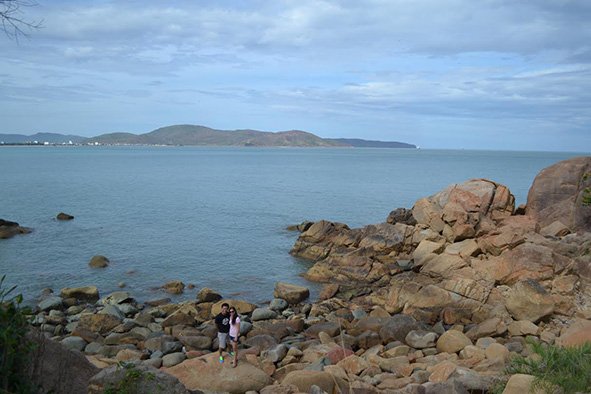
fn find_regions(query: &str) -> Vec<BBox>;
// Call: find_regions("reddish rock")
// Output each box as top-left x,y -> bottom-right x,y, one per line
526,156 -> 591,232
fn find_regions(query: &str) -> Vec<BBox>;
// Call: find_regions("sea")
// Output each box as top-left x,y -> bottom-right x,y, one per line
0,147 -> 588,306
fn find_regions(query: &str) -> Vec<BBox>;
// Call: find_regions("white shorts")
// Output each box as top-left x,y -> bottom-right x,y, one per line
218,332 -> 228,349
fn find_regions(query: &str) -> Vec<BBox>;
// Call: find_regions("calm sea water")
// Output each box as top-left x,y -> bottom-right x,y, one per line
0,147 -> 587,305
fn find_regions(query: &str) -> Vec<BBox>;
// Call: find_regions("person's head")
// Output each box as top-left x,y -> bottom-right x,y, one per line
229,306 -> 238,324
221,303 -> 229,315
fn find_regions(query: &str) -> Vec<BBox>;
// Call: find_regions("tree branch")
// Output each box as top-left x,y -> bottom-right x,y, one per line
0,0 -> 42,41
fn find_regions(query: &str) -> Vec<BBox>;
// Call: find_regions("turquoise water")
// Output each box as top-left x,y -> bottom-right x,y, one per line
0,147 -> 587,304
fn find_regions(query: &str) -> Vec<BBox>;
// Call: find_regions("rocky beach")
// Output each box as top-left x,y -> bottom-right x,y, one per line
3,156 -> 591,393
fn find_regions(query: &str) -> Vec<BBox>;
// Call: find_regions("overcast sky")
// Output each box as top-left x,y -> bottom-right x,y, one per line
1,0 -> 590,151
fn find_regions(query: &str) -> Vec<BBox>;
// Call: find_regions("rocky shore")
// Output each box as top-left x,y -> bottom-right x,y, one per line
12,156 -> 591,393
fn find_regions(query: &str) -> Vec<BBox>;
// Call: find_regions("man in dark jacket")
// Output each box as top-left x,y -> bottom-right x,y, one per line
215,302 -> 231,363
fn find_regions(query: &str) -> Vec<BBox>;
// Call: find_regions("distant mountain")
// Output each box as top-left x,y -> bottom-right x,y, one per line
87,125 -> 345,147
0,132 -> 86,144
326,138 -> 416,149
1,125 -> 416,148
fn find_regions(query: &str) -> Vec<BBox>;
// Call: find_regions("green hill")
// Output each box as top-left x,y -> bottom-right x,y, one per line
2,124 -> 416,148
87,125 -> 347,147
86,124 -> 416,148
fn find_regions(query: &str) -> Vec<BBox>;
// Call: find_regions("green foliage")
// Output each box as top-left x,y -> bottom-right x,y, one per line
104,362 -> 157,394
506,340 -> 591,394
0,275 -> 34,393
582,173 -> 591,206
582,187 -> 591,206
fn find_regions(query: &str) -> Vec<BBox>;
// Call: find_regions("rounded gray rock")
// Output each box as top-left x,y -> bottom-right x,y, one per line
162,352 -> 186,368
252,307 -> 278,321
61,336 -> 87,352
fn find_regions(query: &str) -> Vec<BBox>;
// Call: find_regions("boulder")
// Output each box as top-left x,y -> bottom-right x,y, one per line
78,313 -> 122,335
166,353 -> 272,393
304,252 -> 382,283
336,354 -> 369,375
163,280 -> 185,294
326,346 -> 354,364
290,220 -> 352,261
211,299 -> 257,316
56,212 -> 74,220
412,179 -> 515,241
436,330 -> 472,354
196,287 -> 222,303
526,156 -> 591,232
504,280 -> 555,322
60,286 -> 99,303
502,374 -> 535,394
88,361 -> 190,394
477,215 -> 537,256
356,222 -> 408,254
387,207 -> 417,225
421,253 -> 468,278
405,330 -> 438,349
281,370 -> 347,393
263,344 -> 288,363
379,314 -> 424,343
273,282 -> 310,304
252,307 -> 278,321
318,283 -> 339,301
179,335 -> 212,350
89,255 -> 109,268
162,352 -> 187,367
507,320 -> 539,336
305,321 -> 341,338
26,331 -> 100,394
556,318 -> 591,347
0,219 -> 32,239
412,239 -> 445,267
38,296 -> 63,311
61,336 -> 87,352
244,334 -> 278,351
101,291 -> 134,305
269,298 -> 288,311
540,220 -> 571,237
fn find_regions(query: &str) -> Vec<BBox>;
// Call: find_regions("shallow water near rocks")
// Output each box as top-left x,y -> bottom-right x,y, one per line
0,146 -> 586,305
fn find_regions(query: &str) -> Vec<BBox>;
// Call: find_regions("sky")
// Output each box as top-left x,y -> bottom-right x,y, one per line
1,0 -> 590,151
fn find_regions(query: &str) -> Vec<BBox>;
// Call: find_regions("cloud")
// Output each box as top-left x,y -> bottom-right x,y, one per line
0,0 -> 589,151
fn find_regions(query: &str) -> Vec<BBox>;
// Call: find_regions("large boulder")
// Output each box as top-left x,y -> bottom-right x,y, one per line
26,331 -> 100,394
166,353 -> 272,393
475,242 -> 570,286
273,282 -> 310,304
0,219 -> 32,239
88,361 -> 190,394
504,280 -> 555,322
412,179 -> 515,241
77,313 -> 122,335
290,220 -> 352,261
60,286 -> 100,303
89,255 -> 109,268
281,370 -> 348,393
555,318 -> 591,347
526,156 -> 591,232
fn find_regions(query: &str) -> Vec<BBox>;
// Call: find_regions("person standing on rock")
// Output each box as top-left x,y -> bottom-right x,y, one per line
229,306 -> 240,367
215,302 -> 231,363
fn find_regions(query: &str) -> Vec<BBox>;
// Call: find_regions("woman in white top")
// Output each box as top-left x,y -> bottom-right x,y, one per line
228,307 -> 240,367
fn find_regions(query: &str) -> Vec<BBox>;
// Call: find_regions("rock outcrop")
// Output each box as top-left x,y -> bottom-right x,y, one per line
0,218 -> 32,239
526,156 -> 591,232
